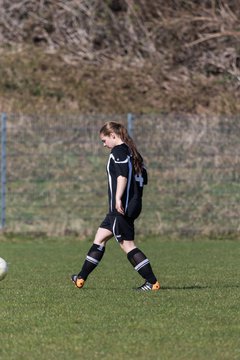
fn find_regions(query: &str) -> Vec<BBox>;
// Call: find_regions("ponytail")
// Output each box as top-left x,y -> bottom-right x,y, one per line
100,121 -> 143,174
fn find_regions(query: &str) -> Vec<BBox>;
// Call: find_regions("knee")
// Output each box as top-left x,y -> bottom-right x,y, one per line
94,238 -> 107,247
119,240 -> 136,254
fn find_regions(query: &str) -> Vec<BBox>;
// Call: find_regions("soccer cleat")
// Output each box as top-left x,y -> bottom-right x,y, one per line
136,281 -> 160,291
71,274 -> 85,289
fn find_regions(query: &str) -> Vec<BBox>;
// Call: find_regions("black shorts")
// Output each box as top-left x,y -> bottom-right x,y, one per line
100,214 -> 135,242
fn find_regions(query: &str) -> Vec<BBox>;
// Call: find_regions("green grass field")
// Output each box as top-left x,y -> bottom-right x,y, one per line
0,236 -> 239,360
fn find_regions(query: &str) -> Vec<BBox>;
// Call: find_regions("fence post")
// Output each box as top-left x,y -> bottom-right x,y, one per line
1,113 -> 7,229
127,113 -> 134,138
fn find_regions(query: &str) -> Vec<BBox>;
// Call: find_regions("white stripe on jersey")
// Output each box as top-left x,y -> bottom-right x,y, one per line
107,154 -> 114,211
125,159 -> 132,212
114,157 -> 129,164
107,153 -> 132,212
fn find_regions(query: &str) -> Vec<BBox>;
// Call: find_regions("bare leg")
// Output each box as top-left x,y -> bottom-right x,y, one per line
93,227 -> 113,247
119,240 -> 136,254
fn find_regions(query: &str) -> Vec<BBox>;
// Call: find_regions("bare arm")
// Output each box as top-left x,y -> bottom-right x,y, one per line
115,175 -> 127,215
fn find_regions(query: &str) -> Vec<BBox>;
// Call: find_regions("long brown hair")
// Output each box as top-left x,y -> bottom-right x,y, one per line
100,121 -> 143,174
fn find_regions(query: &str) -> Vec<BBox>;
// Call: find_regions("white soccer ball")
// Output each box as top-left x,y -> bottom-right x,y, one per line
0,257 -> 8,281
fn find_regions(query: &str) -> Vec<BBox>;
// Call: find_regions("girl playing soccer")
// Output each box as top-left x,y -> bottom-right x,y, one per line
71,121 -> 160,291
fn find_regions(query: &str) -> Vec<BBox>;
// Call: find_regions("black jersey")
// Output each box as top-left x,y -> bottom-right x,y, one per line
106,143 -> 147,219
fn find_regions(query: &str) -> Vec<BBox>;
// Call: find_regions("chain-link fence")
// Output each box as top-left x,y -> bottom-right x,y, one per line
1,113 -> 240,238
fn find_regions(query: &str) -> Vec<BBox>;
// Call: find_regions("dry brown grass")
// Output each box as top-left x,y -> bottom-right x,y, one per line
0,0 -> 240,114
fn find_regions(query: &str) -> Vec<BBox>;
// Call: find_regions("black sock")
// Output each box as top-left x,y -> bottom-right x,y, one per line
127,248 -> 157,284
78,244 -> 105,280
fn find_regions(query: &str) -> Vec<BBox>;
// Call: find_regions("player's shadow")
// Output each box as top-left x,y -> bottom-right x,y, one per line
161,285 -> 208,290
161,284 -> 240,290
